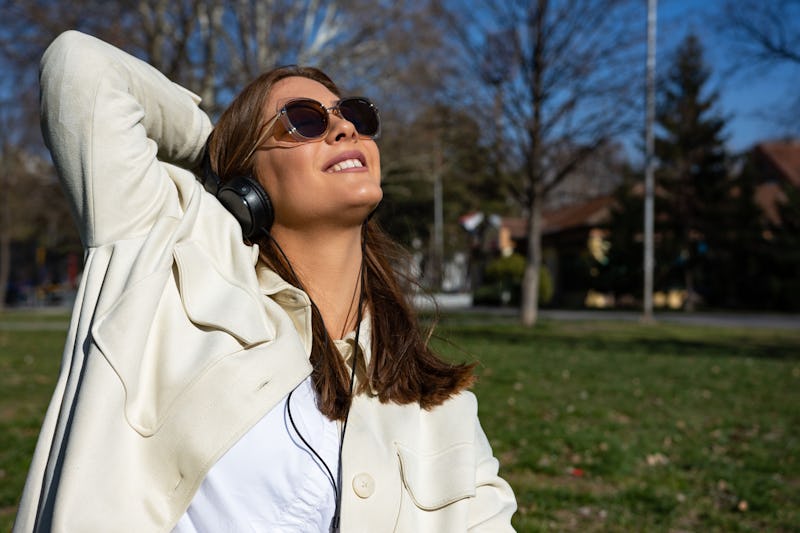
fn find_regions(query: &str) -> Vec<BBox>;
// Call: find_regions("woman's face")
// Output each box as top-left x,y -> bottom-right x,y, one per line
254,76 -> 382,231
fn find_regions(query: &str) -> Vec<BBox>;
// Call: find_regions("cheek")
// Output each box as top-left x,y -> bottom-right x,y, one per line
369,144 -> 382,179
256,149 -> 308,196
254,157 -> 277,199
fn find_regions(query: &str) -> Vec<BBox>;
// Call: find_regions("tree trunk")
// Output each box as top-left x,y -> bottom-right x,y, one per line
521,188 -> 543,326
684,266 -> 695,312
0,148 -> 9,310
0,228 -> 9,311
520,0 -> 546,327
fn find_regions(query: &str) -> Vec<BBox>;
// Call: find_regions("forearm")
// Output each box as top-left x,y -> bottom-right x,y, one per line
40,30 -> 212,245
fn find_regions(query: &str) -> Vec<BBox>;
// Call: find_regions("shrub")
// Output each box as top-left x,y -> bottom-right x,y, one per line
476,254 -> 553,306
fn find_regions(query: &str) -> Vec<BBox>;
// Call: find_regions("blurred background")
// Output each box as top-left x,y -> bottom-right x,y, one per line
2,2 -> 799,531
0,0 -> 798,322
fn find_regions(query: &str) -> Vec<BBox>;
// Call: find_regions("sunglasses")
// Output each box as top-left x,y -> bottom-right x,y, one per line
263,97 -> 381,142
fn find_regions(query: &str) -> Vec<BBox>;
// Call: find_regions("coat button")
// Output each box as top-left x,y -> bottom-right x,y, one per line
352,473 -> 375,498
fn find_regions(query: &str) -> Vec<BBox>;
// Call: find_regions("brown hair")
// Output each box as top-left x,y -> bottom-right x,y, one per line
205,66 -> 475,420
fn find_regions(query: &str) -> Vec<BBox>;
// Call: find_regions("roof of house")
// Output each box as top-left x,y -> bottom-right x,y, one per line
755,140 -> 800,187
754,182 -> 786,226
502,195 -> 615,240
499,140 -> 800,240
752,140 -> 800,225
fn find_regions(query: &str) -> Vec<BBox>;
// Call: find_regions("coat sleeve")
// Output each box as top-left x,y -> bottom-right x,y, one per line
468,416 -> 518,531
39,30 -> 213,247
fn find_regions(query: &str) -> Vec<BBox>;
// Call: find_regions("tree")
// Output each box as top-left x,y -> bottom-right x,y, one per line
378,102 -> 512,288
0,0 -> 408,118
716,0 -> 800,67
654,34 -> 730,310
0,139 -> 77,309
0,0 -> 458,303
0,1 -> 137,307
715,0 -> 800,136
129,0 -> 418,116
437,0 -> 643,325
767,184 -> 800,310
605,167 -> 645,303
726,149 -> 800,311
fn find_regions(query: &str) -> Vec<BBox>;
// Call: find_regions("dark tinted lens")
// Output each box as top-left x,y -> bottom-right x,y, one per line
285,100 -> 328,138
339,98 -> 380,137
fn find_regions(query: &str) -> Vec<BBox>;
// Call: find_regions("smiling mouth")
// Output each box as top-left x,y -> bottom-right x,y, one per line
326,158 -> 365,172
324,150 -> 368,173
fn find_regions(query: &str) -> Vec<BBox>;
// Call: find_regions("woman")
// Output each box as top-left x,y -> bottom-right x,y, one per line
15,30 -> 516,532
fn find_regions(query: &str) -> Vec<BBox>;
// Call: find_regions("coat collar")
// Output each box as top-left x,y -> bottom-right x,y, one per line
255,261 -> 310,302
256,262 -> 375,392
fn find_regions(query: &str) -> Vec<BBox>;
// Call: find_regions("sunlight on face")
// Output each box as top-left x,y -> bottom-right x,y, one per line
254,77 -> 382,231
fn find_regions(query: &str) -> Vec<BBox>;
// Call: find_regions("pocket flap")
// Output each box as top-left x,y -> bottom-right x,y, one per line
92,240 -> 273,436
173,241 -> 273,346
396,441 -> 476,510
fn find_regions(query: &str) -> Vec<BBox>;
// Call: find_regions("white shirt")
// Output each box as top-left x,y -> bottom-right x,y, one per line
172,375 -> 340,533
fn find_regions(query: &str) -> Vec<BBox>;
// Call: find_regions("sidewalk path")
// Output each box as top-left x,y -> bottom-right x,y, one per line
0,320 -> 71,331
462,307 -> 800,331
2,307 -> 799,331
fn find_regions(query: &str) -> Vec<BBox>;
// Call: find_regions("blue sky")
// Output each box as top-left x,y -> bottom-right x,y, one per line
658,0 -> 799,152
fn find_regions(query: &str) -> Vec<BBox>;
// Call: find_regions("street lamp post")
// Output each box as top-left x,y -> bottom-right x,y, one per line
643,0 -> 657,322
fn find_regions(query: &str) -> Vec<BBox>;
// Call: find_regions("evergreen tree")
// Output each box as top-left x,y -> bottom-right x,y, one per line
721,154 -> 773,309
378,102 -> 514,289
729,153 -> 800,311
655,34 -> 731,310
768,184 -> 800,310
606,167 -> 645,303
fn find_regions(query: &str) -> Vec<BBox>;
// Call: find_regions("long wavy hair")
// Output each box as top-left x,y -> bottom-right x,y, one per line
204,66 -> 475,420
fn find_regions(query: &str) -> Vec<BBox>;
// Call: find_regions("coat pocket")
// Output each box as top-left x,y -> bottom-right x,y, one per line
92,241 -> 273,436
396,441 -> 476,511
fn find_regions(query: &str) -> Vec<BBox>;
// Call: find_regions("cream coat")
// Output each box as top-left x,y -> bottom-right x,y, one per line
14,31 -> 516,532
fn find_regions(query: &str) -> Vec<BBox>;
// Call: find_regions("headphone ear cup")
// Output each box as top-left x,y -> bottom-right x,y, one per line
216,176 -> 274,238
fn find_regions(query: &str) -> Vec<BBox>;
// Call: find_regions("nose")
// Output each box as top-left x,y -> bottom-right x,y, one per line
326,109 -> 358,143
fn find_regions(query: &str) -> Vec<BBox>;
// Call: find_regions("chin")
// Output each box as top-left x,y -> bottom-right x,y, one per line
341,201 -> 381,227
364,182 -> 384,202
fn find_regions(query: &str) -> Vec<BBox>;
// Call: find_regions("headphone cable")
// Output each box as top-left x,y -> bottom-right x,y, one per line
263,228 -> 366,533
330,257 -> 364,532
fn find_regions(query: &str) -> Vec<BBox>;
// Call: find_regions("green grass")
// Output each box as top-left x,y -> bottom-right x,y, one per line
0,310 -> 70,323
0,322 -> 66,530
1,310 -> 799,532
434,317 -> 800,532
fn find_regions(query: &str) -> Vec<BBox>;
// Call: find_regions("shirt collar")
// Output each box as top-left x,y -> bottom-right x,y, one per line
334,313 -> 375,394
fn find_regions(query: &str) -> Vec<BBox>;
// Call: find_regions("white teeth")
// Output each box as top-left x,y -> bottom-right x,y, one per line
327,158 -> 364,172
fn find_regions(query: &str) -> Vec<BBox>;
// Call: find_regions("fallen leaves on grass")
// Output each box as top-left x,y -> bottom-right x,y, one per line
737,500 -> 749,512
646,452 -> 670,466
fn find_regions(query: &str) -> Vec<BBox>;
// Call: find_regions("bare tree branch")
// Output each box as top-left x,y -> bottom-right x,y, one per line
717,0 -> 800,67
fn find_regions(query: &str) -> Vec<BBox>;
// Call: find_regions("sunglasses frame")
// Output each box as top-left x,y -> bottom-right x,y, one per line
259,96 -> 379,145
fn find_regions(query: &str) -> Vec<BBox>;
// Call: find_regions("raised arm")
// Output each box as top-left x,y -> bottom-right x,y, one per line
40,30 -> 212,246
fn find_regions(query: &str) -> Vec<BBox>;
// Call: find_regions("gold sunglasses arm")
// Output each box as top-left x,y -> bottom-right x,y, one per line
244,112 -> 282,162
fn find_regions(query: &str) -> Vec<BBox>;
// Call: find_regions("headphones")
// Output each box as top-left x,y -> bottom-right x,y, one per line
198,139 -> 274,238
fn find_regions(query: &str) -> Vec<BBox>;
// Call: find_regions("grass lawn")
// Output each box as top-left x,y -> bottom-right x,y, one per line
1,310 -> 799,532
434,314 -> 800,532
0,316 -> 69,531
